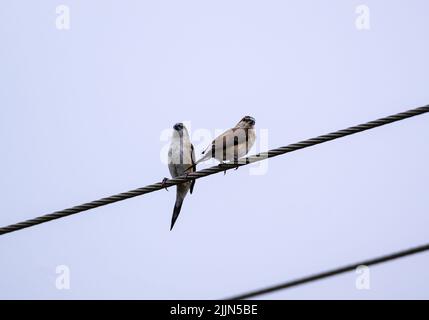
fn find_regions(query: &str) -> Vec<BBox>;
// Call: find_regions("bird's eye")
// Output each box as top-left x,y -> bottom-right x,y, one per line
244,116 -> 255,125
173,123 -> 184,130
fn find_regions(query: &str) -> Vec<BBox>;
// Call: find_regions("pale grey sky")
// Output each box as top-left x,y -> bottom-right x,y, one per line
0,0 -> 428,299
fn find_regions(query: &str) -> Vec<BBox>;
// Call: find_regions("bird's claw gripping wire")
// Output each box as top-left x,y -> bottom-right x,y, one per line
218,163 -> 228,175
161,177 -> 169,191
218,161 -> 240,175
234,159 -> 240,171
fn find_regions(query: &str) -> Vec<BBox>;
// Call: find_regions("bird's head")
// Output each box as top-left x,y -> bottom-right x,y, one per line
172,122 -> 190,139
236,116 -> 256,128
173,122 -> 184,131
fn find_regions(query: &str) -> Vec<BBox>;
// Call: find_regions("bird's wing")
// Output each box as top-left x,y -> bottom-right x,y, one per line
202,128 -> 237,155
189,143 -> 196,194
204,127 -> 251,155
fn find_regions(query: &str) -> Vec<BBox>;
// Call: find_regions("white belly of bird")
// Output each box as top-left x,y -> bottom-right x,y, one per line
169,144 -> 193,166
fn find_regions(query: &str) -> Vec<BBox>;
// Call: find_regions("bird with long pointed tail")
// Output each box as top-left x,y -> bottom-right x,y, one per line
165,123 -> 196,230
194,116 -> 256,169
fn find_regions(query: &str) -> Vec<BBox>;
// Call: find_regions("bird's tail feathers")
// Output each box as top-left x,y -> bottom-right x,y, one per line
170,197 -> 184,231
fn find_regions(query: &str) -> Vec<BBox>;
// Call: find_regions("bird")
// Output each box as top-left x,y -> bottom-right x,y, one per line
193,116 -> 256,169
165,122 -> 196,230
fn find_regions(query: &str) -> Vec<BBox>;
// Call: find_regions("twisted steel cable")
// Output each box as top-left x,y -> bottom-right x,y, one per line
0,105 -> 428,236
227,242 -> 429,299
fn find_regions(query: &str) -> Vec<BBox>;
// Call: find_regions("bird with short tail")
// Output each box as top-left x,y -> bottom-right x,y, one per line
194,116 -> 256,168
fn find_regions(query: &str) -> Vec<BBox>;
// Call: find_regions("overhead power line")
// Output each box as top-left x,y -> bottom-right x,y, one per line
0,105 -> 428,236
227,242 -> 429,299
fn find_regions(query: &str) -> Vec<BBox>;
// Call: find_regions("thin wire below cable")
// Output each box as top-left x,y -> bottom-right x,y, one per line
226,242 -> 429,299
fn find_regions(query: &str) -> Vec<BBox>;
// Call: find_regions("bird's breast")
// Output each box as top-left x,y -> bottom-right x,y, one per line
168,142 -> 193,177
